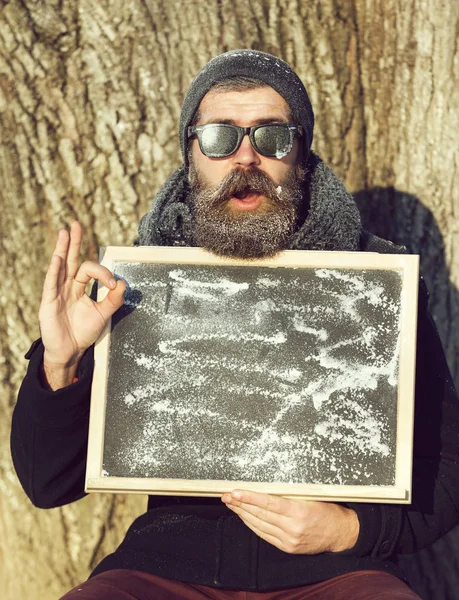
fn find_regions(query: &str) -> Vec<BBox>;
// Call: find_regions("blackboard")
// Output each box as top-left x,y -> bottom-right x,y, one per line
86,247 -> 419,503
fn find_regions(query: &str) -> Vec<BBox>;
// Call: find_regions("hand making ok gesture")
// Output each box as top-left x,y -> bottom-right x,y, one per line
38,221 -> 126,390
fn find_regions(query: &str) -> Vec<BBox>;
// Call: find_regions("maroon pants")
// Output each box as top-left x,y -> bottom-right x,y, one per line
60,569 -> 422,599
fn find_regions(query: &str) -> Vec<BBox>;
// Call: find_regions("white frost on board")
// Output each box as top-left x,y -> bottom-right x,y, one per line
314,268 -> 389,318
157,330 -> 287,354
169,269 -> 249,295
303,340 -> 400,411
292,315 -> 329,341
108,264 -> 402,485
257,277 -> 280,288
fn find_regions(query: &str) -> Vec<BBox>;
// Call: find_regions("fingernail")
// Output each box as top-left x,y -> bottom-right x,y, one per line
109,278 -> 116,288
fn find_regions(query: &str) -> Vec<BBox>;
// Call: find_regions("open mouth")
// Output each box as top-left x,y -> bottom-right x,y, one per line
233,188 -> 255,200
228,189 -> 264,211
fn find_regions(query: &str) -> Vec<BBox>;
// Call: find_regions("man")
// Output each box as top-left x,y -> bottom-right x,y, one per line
11,50 -> 459,599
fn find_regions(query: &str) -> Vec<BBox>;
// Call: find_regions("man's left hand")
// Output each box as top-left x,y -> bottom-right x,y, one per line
221,490 -> 359,554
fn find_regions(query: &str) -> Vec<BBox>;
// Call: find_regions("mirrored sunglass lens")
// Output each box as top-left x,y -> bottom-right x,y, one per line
254,126 -> 291,157
201,125 -> 239,157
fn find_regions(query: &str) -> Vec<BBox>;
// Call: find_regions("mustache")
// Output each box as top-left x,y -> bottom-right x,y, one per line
208,167 -> 284,207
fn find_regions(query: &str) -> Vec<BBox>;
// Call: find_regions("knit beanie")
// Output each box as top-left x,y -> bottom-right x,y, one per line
179,49 -> 315,170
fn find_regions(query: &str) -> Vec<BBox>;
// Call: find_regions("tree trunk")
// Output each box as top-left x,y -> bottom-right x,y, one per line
1,1 -> 457,598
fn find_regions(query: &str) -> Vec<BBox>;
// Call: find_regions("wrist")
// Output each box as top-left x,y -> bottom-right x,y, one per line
328,505 -> 360,552
42,352 -> 84,391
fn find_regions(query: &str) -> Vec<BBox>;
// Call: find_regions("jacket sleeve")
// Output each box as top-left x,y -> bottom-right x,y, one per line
10,339 -> 95,508
341,278 -> 459,559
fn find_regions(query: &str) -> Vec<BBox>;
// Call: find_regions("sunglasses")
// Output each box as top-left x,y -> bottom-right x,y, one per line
187,123 -> 303,159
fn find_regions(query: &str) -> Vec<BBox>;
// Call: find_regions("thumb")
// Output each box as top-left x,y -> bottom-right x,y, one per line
97,280 -> 126,322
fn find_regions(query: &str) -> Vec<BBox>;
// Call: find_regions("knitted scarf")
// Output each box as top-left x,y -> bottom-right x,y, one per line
134,152 -> 362,252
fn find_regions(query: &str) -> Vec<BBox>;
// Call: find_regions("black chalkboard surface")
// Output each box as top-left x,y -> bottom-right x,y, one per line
86,247 -> 419,503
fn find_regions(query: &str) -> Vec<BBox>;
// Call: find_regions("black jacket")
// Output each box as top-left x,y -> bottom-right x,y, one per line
10,231 -> 459,590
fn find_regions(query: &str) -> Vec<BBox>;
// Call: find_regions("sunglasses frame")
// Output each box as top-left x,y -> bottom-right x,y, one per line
187,123 -> 303,159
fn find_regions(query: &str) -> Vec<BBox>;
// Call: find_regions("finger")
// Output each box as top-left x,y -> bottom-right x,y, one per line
96,280 -> 126,322
226,503 -> 286,539
42,254 -> 64,304
230,508 -> 286,551
224,490 -> 297,517
52,229 -> 70,288
223,497 -> 287,529
66,221 -> 82,279
53,228 -> 70,259
74,261 -> 117,290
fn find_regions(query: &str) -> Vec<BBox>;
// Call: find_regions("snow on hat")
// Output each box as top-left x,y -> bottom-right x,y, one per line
179,49 -> 314,170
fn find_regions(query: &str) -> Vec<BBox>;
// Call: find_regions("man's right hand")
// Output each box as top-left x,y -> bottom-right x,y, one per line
38,221 -> 126,390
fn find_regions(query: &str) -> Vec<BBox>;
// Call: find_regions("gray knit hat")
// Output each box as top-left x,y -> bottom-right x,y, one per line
179,49 -> 314,170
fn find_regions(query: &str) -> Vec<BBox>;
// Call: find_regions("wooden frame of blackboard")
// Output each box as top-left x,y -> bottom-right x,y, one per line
85,247 -> 419,503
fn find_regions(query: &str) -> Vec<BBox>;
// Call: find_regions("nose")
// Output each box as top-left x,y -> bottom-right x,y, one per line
232,134 -> 261,167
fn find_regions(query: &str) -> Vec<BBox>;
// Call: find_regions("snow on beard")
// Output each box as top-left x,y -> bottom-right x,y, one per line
189,165 -> 305,259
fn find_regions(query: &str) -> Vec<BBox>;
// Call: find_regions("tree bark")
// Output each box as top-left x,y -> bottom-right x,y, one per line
1,0 -> 458,598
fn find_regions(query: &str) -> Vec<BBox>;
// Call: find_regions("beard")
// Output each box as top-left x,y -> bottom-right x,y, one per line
188,162 -> 306,259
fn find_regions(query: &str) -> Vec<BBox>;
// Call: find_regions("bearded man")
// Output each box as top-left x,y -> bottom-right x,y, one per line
11,50 -> 459,600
